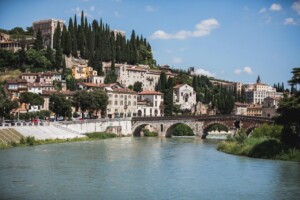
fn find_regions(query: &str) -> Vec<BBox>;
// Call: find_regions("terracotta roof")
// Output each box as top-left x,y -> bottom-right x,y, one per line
6,79 -> 27,84
138,90 -> 163,95
173,84 -> 186,89
112,88 -> 136,94
78,82 -> 114,88
42,90 -> 76,96
28,83 -> 54,87
235,102 -> 248,107
127,67 -> 146,72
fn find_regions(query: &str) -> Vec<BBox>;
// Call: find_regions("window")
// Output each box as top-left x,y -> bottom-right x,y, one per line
115,94 -> 118,98
120,101 -> 123,106
115,101 -> 118,105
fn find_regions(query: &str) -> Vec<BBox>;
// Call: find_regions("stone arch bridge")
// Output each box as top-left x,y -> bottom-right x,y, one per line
132,115 -> 273,138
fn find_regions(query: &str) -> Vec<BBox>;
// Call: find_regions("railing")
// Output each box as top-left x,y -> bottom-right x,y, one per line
0,121 -> 50,127
132,114 -> 273,123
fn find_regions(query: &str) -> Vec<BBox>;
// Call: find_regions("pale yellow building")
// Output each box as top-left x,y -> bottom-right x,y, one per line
247,104 -> 262,117
72,65 -> 97,80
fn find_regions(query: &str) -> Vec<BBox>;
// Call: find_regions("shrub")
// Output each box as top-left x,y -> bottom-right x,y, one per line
172,124 -> 194,136
86,132 -> 116,139
143,129 -> 158,137
20,137 -> 26,144
233,129 -> 248,143
248,139 -> 283,158
251,124 -> 283,139
25,136 -> 36,146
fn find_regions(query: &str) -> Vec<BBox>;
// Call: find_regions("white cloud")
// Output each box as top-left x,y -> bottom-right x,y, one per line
172,57 -> 182,64
151,30 -> 172,39
234,66 -> 253,75
243,66 -> 253,74
284,18 -> 297,25
195,68 -> 215,77
269,3 -> 282,11
145,5 -> 156,12
90,6 -> 95,12
234,69 -> 242,75
292,0 -> 300,15
259,7 -> 267,13
151,18 -> 219,40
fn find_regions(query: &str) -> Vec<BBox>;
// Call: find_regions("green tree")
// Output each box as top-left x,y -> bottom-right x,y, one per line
90,90 -> 108,118
133,81 -> 143,92
0,91 -> 18,120
53,21 -> 61,50
45,45 -> 54,69
55,45 -> 63,70
33,28 -> 43,51
73,90 -> 91,118
164,77 -> 174,116
19,92 -> 44,112
49,93 -> 72,120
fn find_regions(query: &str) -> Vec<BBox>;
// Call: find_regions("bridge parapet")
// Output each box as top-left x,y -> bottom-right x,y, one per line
132,115 -> 273,137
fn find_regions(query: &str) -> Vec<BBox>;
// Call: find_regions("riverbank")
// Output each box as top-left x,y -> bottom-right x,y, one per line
0,132 -> 117,149
217,135 -> 300,162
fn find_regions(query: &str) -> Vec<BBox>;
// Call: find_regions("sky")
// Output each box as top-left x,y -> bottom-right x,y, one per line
1,0 -> 300,86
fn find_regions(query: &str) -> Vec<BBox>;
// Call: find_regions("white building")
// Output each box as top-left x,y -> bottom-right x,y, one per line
233,102 -> 248,116
105,87 -> 138,118
87,75 -> 105,84
103,62 -> 175,91
137,90 -> 164,117
244,76 -> 278,104
173,84 -> 197,110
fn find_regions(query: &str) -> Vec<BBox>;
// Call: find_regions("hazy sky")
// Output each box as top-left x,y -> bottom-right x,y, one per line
1,0 -> 300,86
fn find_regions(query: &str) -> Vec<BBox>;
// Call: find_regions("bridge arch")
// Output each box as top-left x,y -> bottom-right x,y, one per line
132,123 -> 150,137
245,125 -> 258,136
165,123 -> 195,137
202,121 -> 231,139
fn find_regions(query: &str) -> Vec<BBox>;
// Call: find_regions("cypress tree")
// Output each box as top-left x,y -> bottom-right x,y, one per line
33,28 -> 43,51
53,22 -> 61,50
46,45 -> 54,69
61,25 -> 67,51
164,77 -> 174,116
55,45 -> 63,70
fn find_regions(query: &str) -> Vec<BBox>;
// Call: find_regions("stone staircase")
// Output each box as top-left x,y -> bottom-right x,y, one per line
0,128 -> 24,144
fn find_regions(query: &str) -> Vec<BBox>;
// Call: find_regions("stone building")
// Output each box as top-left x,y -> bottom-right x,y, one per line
32,19 -> 65,48
173,84 -> 197,110
103,62 -> 175,91
0,32 -> 21,52
262,96 -> 280,118
105,87 -> 138,118
137,90 -> 164,117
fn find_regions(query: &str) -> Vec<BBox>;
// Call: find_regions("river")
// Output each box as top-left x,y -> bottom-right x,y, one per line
0,137 -> 299,200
